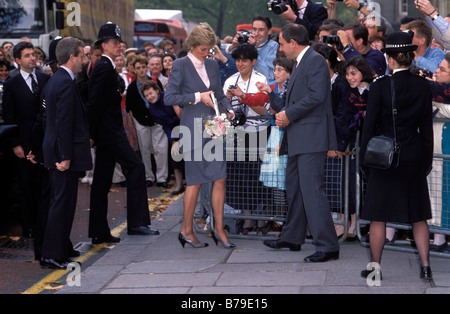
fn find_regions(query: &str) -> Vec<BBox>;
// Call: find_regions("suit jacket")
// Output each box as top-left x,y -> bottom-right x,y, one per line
360,71 -> 433,170
2,70 -> 50,153
87,56 -> 128,145
42,67 -> 92,172
164,56 -> 232,151
294,1 -> 328,40
282,47 -> 337,156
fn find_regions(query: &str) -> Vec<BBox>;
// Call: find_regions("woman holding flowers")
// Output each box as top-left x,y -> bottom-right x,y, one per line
165,23 -> 235,249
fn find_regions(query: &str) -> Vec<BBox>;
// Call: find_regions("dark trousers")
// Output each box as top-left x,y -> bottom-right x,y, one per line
14,157 -> 43,234
34,168 -> 75,260
41,169 -> 79,260
34,168 -> 49,259
281,152 -> 339,252
88,141 -> 151,238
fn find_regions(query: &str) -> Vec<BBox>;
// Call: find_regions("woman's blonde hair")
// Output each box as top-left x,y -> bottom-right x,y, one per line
184,22 -> 216,51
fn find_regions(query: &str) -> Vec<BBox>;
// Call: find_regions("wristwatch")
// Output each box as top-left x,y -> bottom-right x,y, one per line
357,2 -> 364,11
432,13 -> 440,21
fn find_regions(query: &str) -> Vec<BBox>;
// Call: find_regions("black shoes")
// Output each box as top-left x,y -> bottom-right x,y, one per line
157,182 -> 172,189
178,233 -> 209,248
430,242 -> 448,252
92,227 -> 159,243
171,186 -> 185,196
212,232 -> 236,249
263,239 -> 301,251
91,233 -> 121,245
128,226 -> 160,235
361,268 -> 383,281
420,266 -> 433,280
304,251 -> 339,263
40,258 -> 69,269
360,265 -> 432,280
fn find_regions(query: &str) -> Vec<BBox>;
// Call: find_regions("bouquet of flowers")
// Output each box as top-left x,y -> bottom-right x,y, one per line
204,93 -> 232,140
204,113 -> 231,139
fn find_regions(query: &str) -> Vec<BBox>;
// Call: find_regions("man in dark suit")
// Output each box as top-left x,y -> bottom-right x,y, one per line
2,42 -> 50,237
27,37 -> 80,261
279,0 -> 328,40
40,37 -> 93,269
87,22 -> 159,244
263,24 -> 340,263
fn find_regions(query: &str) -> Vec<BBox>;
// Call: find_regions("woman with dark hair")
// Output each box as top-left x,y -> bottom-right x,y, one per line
162,52 -> 176,77
0,59 -> 10,83
359,32 -> 434,280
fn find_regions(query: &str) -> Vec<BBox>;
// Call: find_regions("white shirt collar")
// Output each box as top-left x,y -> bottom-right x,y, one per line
392,68 -> 409,74
60,65 -> 75,80
187,51 -> 204,66
103,54 -> 116,69
296,46 -> 310,65
20,68 -> 36,81
298,0 -> 308,19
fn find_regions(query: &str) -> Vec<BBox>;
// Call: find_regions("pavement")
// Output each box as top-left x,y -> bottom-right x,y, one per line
31,195 -> 450,295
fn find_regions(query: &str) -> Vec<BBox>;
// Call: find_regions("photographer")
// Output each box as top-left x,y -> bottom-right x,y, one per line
337,22 -> 386,76
225,16 -> 279,81
222,44 -> 271,236
405,19 -> 445,73
415,0 -> 450,51
270,0 -> 327,40
327,0 -> 393,39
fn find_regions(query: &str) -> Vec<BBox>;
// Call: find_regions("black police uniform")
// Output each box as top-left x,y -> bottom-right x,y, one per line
87,23 -> 158,243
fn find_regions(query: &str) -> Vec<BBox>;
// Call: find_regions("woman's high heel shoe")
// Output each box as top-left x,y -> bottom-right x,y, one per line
178,233 -> 209,248
212,232 -> 236,249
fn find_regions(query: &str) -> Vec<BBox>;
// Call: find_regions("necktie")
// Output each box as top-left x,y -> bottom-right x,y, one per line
292,61 -> 298,73
30,74 -> 39,96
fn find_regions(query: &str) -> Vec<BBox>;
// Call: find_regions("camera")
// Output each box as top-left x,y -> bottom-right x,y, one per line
230,110 -> 246,127
321,35 -> 344,52
267,0 -> 299,16
411,66 -> 434,79
228,85 -> 237,90
238,31 -> 251,44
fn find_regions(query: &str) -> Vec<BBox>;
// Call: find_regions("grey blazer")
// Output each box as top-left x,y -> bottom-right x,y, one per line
164,56 -> 232,152
283,47 -> 337,156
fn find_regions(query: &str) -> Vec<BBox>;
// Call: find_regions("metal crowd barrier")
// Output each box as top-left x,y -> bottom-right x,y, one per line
193,127 -> 352,243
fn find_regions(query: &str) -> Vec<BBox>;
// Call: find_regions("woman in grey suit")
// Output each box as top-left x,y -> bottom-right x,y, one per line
165,23 -> 235,249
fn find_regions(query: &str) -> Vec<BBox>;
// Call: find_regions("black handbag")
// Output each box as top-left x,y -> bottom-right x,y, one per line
364,77 -> 400,170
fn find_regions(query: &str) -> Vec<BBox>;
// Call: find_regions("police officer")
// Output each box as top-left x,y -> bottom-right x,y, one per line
87,22 -> 159,244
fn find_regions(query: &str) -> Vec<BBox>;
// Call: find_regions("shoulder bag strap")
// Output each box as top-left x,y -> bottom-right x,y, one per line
390,76 -> 399,151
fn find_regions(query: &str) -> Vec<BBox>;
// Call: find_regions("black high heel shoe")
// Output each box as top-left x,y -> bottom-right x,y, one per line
178,233 -> 209,248
361,267 -> 383,281
420,266 -> 432,280
212,232 -> 236,249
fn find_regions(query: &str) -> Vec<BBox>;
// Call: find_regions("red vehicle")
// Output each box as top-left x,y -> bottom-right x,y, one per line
134,19 -> 188,52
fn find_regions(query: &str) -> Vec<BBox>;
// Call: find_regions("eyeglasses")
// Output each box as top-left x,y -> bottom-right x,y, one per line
273,67 -> 286,73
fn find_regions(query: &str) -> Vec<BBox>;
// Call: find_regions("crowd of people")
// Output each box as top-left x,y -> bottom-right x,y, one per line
0,0 -> 449,279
